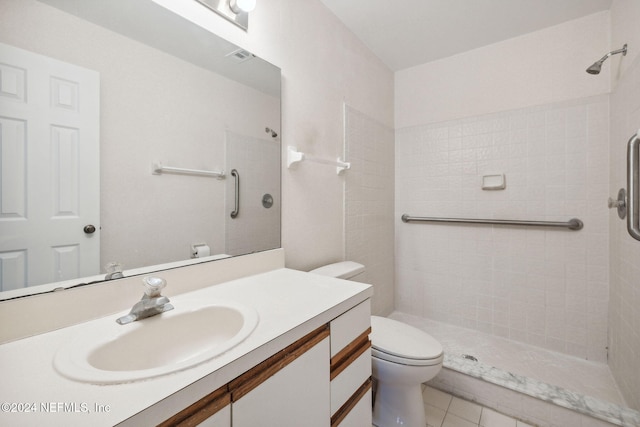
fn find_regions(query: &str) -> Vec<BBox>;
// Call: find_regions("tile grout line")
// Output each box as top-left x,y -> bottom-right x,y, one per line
425,386 -> 528,427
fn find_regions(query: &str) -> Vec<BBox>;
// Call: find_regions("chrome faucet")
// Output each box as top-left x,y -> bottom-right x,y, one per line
116,277 -> 174,325
104,262 -> 124,280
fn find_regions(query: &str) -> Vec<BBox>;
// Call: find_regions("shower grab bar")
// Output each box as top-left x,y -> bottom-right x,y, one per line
401,214 -> 584,230
152,162 -> 225,179
230,169 -> 240,219
626,131 -> 640,240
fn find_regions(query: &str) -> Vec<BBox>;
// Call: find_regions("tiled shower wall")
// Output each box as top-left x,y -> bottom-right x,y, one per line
395,95 -> 610,362
609,54 -> 640,411
345,106 -> 395,316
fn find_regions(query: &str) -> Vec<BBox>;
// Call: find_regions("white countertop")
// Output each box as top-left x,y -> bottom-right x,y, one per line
0,268 -> 372,426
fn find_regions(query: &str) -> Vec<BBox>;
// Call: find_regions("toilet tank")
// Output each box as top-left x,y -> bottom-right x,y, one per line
309,261 -> 365,280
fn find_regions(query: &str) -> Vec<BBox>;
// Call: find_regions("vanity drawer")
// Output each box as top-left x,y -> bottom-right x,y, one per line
329,300 -> 370,358
331,379 -> 372,427
330,346 -> 371,415
329,298 -> 372,421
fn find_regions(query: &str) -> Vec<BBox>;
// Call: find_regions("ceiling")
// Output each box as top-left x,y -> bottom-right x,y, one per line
319,0 -> 612,71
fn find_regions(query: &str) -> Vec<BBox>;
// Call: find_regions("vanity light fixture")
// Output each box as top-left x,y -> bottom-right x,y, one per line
195,0 -> 256,31
229,0 -> 256,14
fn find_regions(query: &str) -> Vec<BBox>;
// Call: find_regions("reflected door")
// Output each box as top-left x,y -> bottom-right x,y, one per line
0,43 -> 100,291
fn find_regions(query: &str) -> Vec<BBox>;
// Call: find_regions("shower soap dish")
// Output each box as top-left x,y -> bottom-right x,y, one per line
482,174 -> 506,190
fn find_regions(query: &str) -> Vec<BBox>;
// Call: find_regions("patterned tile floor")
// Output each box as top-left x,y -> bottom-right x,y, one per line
423,385 -> 534,427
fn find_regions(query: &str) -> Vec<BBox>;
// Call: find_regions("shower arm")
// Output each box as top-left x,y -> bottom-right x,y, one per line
595,45 -> 627,64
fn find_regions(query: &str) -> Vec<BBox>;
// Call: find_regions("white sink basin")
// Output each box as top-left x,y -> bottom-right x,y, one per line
54,300 -> 259,384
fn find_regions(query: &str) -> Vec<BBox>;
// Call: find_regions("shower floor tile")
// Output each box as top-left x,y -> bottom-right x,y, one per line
390,311 -> 626,406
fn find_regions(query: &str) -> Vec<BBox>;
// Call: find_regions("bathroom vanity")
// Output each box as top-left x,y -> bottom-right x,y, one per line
0,250 -> 373,426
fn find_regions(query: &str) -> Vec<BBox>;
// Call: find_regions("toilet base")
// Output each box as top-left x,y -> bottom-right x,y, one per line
372,381 -> 425,427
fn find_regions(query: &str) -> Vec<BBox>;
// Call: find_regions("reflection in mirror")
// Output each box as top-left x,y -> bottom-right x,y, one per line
0,0 -> 281,300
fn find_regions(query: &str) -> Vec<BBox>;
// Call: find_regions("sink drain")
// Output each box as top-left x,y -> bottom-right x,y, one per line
461,354 -> 478,362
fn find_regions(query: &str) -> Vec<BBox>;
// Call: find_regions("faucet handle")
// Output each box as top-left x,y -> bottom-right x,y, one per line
104,262 -> 124,280
142,276 -> 167,297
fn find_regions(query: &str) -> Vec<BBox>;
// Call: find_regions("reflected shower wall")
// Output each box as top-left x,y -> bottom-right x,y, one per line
225,131 -> 281,256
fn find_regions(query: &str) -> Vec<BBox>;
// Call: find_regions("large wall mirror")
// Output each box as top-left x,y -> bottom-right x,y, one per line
0,0 -> 281,300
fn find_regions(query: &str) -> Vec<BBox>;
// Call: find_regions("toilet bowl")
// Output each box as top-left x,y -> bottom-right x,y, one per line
309,261 -> 444,427
371,315 -> 443,427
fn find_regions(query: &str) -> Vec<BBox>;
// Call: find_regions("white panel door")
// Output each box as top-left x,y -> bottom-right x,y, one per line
0,42 -> 100,291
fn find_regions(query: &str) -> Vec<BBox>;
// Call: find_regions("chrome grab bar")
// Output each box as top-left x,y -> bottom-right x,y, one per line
401,214 -> 583,230
230,169 -> 240,219
627,132 -> 640,240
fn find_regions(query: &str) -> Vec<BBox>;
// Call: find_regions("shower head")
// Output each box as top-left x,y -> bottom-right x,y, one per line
586,61 -> 604,75
586,44 -> 628,74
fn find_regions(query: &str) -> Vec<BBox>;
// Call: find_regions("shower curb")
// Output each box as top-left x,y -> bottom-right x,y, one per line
427,354 -> 640,427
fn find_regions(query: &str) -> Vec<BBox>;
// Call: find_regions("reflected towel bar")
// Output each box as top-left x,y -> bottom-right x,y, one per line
401,214 -> 583,230
152,162 -> 225,179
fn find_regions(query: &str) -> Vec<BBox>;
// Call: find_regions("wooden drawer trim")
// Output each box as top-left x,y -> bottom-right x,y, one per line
330,327 -> 371,381
157,384 -> 230,427
229,323 -> 330,402
330,377 -> 372,427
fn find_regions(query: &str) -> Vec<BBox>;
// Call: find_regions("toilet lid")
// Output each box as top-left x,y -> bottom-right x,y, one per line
370,316 -> 443,366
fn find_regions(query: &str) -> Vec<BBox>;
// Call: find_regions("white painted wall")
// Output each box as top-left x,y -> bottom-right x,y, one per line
610,0 -> 640,86
395,11 -> 611,128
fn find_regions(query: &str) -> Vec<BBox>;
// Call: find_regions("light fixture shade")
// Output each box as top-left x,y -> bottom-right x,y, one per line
230,0 -> 256,13
196,0 -> 252,31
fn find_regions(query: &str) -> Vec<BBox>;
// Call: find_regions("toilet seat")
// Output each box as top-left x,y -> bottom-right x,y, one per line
370,316 -> 444,366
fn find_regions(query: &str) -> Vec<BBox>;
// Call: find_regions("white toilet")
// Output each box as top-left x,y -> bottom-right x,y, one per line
309,261 -> 444,427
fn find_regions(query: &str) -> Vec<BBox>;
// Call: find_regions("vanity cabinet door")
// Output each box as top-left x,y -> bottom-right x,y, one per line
196,405 -> 230,427
230,325 -> 330,427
